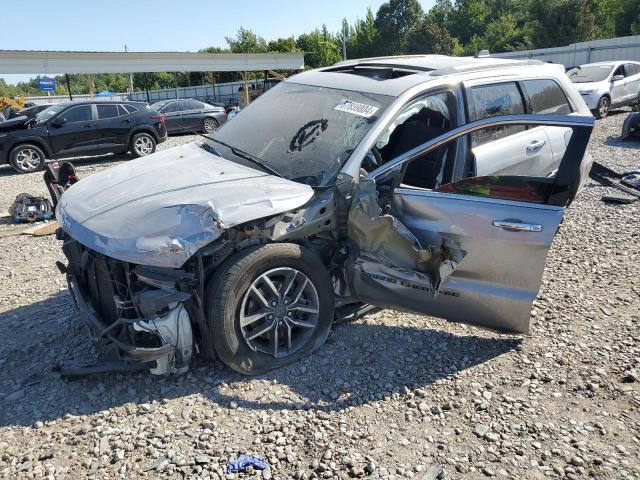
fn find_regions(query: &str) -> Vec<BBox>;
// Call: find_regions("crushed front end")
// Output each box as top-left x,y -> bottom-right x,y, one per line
58,231 -> 198,375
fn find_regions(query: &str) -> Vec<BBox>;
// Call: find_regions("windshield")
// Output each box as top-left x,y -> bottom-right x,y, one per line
567,65 -> 613,83
35,104 -> 67,124
208,82 -> 393,186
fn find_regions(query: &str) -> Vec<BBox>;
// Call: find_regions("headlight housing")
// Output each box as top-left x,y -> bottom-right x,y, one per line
580,89 -> 596,95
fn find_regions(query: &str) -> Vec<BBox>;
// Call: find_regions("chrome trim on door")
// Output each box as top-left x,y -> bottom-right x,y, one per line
492,220 -> 543,232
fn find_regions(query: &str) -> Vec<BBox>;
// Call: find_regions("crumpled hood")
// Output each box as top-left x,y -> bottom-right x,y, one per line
0,115 -> 29,131
57,142 -> 314,268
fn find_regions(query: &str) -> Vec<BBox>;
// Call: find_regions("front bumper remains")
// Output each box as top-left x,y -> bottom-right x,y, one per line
60,234 -> 195,375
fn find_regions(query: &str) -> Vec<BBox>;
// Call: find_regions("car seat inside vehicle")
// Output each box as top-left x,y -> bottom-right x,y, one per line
372,92 -> 454,189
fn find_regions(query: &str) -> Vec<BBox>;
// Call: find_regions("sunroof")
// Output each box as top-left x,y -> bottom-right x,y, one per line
323,65 -> 420,81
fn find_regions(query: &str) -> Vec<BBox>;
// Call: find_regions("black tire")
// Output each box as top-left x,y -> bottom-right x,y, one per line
594,96 -> 610,119
202,117 -> 219,134
205,243 -> 334,375
632,93 -> 640,112
129,132 -> 156,158
9,144 -> 46,174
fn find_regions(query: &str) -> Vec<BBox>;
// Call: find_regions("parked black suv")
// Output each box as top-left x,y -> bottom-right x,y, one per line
0,101 -> 167,173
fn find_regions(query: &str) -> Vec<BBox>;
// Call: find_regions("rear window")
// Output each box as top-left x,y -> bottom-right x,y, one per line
467,82 -> 526,147
521,80 -> 572,115
97,104 -> 120,119
124,104 -> 139,113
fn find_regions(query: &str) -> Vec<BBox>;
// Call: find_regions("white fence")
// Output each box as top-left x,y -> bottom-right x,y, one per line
492,35 -> 640,67
24,79 -> 263,106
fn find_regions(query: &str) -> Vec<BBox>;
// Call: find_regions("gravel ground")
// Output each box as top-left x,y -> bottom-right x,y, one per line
0,114 -> 638,480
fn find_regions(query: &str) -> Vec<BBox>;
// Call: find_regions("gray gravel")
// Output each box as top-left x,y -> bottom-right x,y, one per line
0,114 -> 639,480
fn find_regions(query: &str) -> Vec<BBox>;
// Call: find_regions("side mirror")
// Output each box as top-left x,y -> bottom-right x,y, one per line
612,74 -> 624,82
52,116 -> 66,127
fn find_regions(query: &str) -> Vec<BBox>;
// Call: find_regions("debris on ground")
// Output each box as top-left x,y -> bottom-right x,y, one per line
226,454 -> 269,473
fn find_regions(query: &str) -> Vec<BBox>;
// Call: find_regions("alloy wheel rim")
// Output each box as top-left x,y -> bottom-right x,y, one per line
134,136 -> 153,155
15,148 -> 41,171
204,119 -> 217,133
599,98 -> 609,117
239,267 -> 320,358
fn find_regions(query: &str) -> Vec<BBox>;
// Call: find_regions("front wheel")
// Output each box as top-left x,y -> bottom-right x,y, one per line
594,96 -> 610,119
130,132 -> 156,157
205,243 -> 334,375
9,144 -> 46,174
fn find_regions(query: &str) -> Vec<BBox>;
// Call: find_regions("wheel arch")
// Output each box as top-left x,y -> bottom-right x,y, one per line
8,138 -> 52,159
127,126 -> 159,146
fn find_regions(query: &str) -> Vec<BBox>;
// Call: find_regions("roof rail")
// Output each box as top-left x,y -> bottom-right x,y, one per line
430,59 -> 544,76
324,62 -> 434,73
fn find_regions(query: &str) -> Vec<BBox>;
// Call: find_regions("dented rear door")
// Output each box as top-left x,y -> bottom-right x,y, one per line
347,114 -> 594,334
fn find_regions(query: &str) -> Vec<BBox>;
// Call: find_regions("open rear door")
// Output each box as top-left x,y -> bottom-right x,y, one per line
346,114 -> 594,334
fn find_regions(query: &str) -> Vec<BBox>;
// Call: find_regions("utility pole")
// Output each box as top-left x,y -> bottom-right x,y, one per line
125,45 -> 134,94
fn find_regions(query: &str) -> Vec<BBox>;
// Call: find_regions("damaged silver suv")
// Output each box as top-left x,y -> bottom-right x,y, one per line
56,55 -> 595,375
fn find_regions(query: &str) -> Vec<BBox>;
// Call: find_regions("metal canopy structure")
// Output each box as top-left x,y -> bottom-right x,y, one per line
0,50 -> 305,74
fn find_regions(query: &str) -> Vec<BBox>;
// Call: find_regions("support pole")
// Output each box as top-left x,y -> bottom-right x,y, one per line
143,73 -> 150,103
243,72 -> 250,107
210,72 -> 217,102
65,74 -> 72,101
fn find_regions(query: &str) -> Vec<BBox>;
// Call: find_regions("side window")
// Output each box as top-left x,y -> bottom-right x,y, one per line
386,121 -> 591,207
184,101 -> 201,110
376,93 -> 452,161
522,80 -> 572,115
624,64 -> 639,76
467,82 -> 526,147
163,102 -> 181,113
97,104 -> 120,120
613,66 -> 625,78
124,104 -> 139,114
60,105 -> 92,123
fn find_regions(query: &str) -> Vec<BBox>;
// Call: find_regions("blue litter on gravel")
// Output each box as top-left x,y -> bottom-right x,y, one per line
226,454 -> 269,473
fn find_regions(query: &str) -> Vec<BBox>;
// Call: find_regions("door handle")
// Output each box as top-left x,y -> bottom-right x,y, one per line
83,124 -> 94,128
492,220 -> 543,232
526,139 -> 546,152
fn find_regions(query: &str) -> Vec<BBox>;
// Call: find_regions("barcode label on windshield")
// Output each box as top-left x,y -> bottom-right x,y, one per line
334,99 -> 379,118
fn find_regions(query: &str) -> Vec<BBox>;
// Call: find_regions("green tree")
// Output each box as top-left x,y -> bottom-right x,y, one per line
225,27 -> 268,53
267,37 -> 299,52
296,26 -> 342,69
347,8 -> 380,58
525,0 -> 598,48
405,18 -> 458,54
375,0 -> 425,55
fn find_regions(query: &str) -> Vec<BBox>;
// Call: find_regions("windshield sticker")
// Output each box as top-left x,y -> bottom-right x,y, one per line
334,99 -> 379,118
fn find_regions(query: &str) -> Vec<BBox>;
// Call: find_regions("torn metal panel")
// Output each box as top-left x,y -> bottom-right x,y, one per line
348,253 -> 437,309
56,142 -> 314,268
265,189 -> 336,241
347,178 -> 439,272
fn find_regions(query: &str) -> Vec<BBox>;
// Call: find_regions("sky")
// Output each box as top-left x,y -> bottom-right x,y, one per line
1,0 -> 435,85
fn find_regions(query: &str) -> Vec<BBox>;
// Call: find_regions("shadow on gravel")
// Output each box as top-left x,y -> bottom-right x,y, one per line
1,291 -> 520,427
603,136 -> 640,149
0,153 -> 131,177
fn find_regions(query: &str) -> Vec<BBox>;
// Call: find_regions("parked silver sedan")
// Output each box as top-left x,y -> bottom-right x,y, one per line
151,99 -> 227,134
